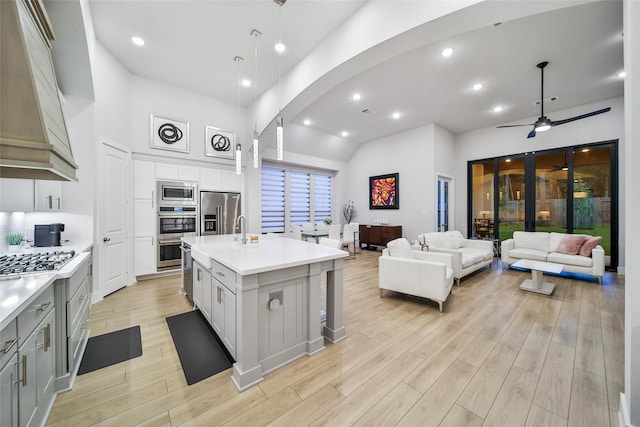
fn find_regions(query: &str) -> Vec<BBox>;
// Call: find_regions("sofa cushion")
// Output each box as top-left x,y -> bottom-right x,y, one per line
386,238 -> 415,259
548,252 -> 594,267
461,256 -> 477,269
461,247 -> 493,262
446,231 -> 465,249
549,232 -> 566,253
579,236 -> 602,257
513,231 -> 550,252
422,232 -> 446,249
509,247 -> 548,262
556,234 -> 587,255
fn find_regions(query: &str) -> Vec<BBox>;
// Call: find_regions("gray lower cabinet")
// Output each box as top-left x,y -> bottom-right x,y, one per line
193,260 -> 236,359
1,286 -> 55,427
53,253 -> 91,391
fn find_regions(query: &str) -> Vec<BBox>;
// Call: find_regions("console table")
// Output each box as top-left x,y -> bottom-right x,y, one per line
359,224 -> 402,248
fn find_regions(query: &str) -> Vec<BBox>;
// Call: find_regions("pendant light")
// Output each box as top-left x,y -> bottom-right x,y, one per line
234,55 -> 243,175
275,0 -> 285,161
251,29 -> 262,168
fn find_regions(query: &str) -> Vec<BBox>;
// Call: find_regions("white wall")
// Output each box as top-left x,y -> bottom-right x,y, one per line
455,96 -> 625,267
345,124 -> 439,241
94,43 -> 131,147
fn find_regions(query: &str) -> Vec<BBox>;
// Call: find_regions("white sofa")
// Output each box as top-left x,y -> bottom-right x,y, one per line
501,231 -> 605,283
412,231 -> 494,285
379,238 -> 454,312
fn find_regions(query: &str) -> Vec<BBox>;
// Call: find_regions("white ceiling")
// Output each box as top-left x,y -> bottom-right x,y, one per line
88,0 -> 624,160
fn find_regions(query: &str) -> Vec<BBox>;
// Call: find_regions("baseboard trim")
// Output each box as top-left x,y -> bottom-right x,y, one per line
619,393 -> 633,427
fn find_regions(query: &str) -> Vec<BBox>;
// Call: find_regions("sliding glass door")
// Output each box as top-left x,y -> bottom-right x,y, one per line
467,141 -> 617,268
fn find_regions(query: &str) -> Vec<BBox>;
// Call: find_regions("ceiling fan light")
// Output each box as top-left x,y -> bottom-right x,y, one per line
534,117 -> 552,132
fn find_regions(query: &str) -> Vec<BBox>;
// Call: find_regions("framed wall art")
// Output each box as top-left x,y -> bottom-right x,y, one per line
205,125 -> 236,160
150,114 -> 189,153
369,173 -> 399,209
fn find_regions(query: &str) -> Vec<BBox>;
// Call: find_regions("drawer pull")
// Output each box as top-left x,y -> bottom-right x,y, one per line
1,337 -> 19,354
215,271 -> 225,278
15,355 -> 27,387
37,302 -> 51,312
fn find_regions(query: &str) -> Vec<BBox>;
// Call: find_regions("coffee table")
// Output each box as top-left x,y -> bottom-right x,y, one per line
512,259 -> 564,295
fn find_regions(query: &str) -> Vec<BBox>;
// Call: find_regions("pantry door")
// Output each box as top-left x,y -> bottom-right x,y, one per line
97,139 -> 131,297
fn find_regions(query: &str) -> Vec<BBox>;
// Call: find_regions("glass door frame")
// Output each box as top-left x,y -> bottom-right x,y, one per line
467,140 -> 618,269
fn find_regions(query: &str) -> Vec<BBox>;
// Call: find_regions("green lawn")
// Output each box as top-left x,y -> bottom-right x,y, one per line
497,224 -> 610,254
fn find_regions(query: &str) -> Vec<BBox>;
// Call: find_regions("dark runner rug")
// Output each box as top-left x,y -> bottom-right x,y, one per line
166,310 -> 234,385
78,325 -> 142,375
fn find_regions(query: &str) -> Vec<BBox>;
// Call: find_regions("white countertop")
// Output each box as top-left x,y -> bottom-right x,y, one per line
0,243 -> 92,331
182,234 -> 348,276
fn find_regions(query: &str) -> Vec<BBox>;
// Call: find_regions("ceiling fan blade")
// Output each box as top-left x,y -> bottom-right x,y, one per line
496,123 -> 535,128
550,107 -> 611,127
527,128 -> 536,138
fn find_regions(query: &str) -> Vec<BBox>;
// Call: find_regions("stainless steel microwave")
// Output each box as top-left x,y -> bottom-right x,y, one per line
156,180 -> 198,206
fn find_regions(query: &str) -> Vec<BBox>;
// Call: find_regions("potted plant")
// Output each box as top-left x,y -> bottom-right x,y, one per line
5,231 -> 24,252
343,200 -> 357,224
323,218 -> 332,225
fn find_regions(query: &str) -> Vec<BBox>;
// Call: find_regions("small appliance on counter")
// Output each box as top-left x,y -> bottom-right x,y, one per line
34,223 -> 65,247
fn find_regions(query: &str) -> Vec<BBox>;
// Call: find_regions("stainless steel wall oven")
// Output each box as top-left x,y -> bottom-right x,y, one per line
157,205 -> 197,270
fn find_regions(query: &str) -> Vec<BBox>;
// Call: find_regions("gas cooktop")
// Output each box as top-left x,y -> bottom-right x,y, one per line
0,250 -> 76,278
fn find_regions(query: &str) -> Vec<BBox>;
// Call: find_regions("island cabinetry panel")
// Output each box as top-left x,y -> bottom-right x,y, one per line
358,224 -> 403,248
53,253 -> 91,391
11,287 -> 55,427
0,319 -> 19,427
193,262 -> 212,323
212,278 -> 236,359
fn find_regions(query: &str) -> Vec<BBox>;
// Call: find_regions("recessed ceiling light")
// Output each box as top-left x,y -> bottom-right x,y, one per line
352,93 -> 361,101
473,83 -> 483,91
241,79 -> 251,87
493,105 -> 503,113
618,71 -> 626,78
274,42 -> 286,53
341,131 -> 349,137
392,112 -> 401,119
441,47 -> 453,57
303,119 -> 310,126
131,36 -> 145,46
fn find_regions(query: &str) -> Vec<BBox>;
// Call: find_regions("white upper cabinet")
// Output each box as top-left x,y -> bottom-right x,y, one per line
222,170 -> 242,192
200,168 -> 223,191
34,180 -> 62,211
133,160 -> 155,200
0,178 -> 34,212
155,163 -> 179,180
178,165 -> 200,182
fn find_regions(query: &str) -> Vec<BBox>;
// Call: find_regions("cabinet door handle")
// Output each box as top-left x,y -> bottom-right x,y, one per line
197,269 -> 202,281
151,191 -> 154,208
57,197 -> 61,209
48,195 -> 53,209
44,323 -> 51,351
15,355 -> 27,387
37,302 -> 51,312
1,337 -> 18,354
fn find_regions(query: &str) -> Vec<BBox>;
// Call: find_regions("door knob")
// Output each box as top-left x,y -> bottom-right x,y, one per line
103,237 -> 111,242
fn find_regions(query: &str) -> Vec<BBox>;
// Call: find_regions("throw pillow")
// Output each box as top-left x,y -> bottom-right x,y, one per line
578,236 -> 602,257
386,238 -> 416,259
447,231 -> 466,249
555,234 -> 588,255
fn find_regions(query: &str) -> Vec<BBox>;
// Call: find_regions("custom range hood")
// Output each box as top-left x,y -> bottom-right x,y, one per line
0,0 -> 77,181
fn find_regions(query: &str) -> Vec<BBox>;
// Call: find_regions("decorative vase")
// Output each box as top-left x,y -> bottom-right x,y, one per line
8,245 -> 21,253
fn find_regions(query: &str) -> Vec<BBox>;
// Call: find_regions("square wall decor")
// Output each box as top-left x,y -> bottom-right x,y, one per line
150,114 -> 189,153
369,173 -> 399,209
205,126 -> 236,159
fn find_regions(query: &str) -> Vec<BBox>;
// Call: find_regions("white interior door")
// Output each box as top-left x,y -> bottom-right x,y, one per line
98,140 -> 130,297
436,174 -> 454,232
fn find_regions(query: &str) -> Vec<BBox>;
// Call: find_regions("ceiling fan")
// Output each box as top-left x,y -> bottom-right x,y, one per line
497,61 -> 611,138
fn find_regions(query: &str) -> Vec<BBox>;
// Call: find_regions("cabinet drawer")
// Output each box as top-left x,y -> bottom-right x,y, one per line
68,301 -> 89,366
211,260 -> 236,293
17,285 -> 54,341
67,278 -> 89,335
0,318 -> 18,369
67,255 -> 90,297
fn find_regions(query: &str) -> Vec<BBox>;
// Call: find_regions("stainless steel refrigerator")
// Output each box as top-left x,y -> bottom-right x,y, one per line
200,191 -> 242,235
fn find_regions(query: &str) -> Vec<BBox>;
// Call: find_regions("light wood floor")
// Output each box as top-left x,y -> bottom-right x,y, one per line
47,251 -> 624,426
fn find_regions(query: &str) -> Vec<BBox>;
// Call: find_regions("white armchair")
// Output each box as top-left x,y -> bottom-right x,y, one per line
379,238 -> 454,312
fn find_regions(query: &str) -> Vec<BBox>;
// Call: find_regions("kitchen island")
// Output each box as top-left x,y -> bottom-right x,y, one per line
182,234 -> 348,391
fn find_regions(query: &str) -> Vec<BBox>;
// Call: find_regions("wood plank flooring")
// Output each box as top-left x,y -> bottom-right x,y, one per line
47,251 -> 624,426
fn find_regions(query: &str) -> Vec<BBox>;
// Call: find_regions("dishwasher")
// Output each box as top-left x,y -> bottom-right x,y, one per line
181,242 -> 193,304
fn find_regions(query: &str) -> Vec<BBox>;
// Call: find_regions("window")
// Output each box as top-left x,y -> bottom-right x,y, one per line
261,166 -> 333,233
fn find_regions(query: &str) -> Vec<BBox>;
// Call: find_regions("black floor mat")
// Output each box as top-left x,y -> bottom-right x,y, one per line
78,325 -> 142,375
166,310 -> 235,385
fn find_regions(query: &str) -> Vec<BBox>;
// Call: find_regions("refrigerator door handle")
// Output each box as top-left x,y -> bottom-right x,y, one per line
217,205 -> 223,235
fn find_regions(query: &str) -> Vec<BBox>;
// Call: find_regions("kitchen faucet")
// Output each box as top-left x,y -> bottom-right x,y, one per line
236,215 -> 247,244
